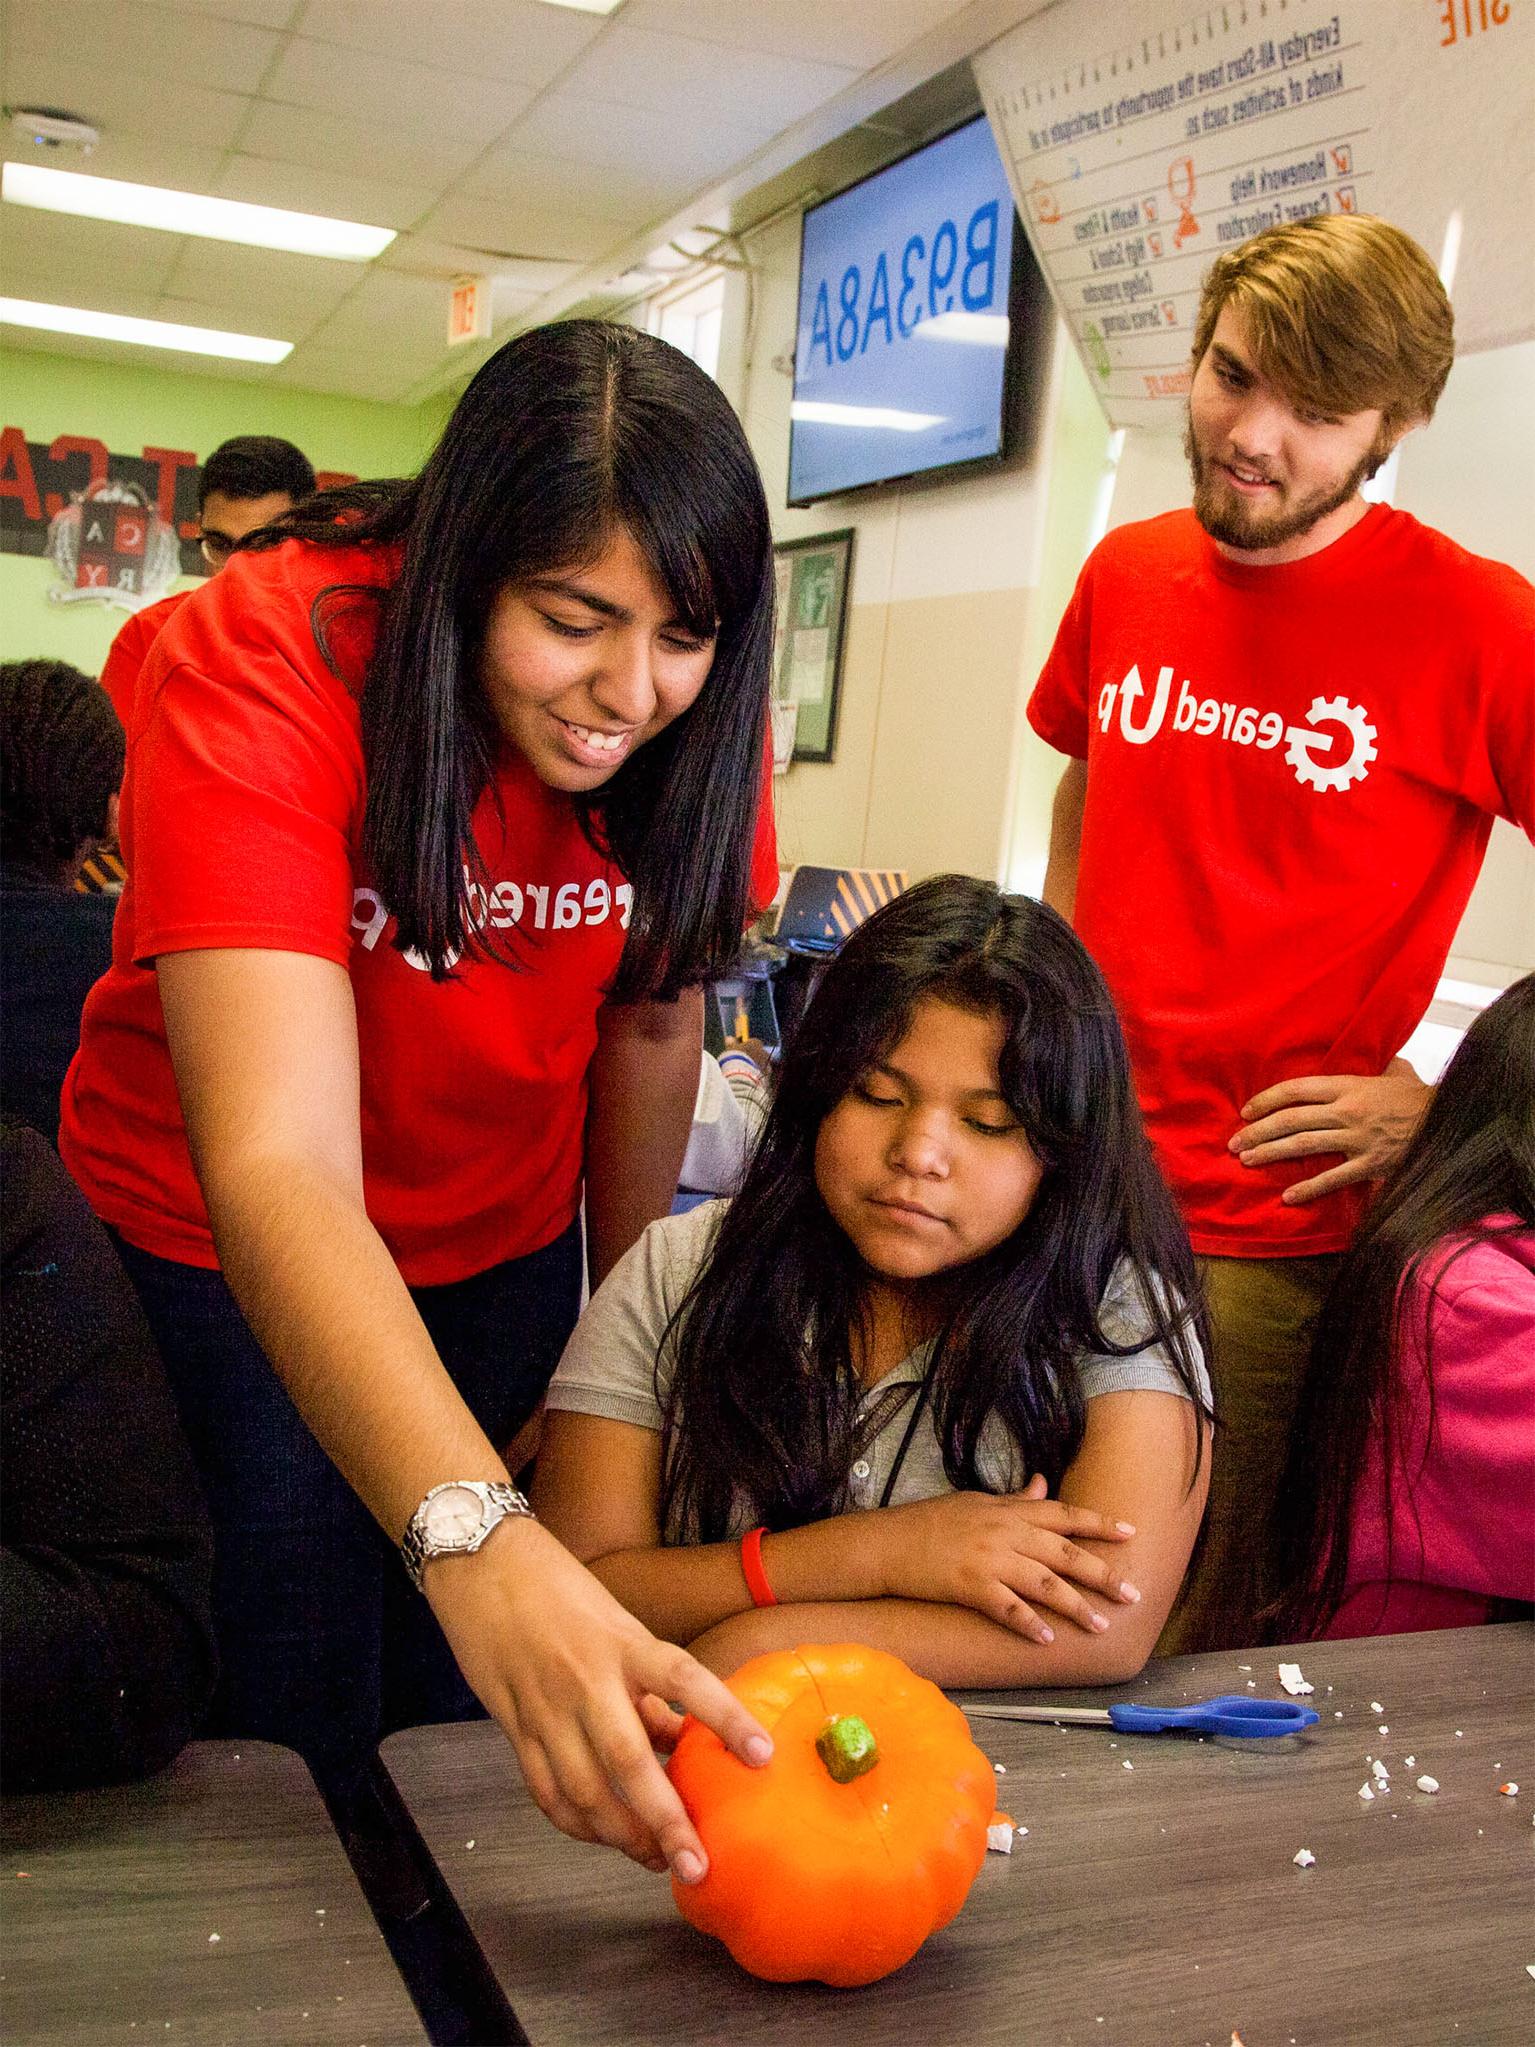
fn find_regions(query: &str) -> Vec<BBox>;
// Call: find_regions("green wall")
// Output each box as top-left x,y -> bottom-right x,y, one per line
1,343 -> 448,675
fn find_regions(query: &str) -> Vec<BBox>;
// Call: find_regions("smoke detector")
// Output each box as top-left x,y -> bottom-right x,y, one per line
6,107 -> 100,152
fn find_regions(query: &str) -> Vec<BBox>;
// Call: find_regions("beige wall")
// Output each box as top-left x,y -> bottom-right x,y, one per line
724,209 -> 1081,888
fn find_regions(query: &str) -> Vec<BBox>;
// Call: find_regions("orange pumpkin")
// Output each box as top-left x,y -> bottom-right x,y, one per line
667,1643 -> 996,1987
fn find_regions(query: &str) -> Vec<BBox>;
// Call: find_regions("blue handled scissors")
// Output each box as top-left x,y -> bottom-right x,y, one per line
962,1694 -> 1320,1738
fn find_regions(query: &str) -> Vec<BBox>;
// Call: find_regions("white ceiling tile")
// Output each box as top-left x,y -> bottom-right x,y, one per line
212,153 -> 439,231
301,267 -> 453,357
561,22 -> 855,127
268,344 -> 425,403
154,248 -> 360,337
629,0 -> 968,72
293,0 -> 604,89
459,143 -> 688,227
0,208 -> 185,290
416,193 -> 618,266
237,98 -> 488,187
263,36 -> 537,145
6,0 -> 283,96
503,91 -> 761,186
146,0 -> 302,27
376,236 -> 574,299
1,51 -> 253,150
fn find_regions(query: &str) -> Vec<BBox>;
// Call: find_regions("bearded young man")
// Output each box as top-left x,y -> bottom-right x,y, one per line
1029,212 -> 1533,1654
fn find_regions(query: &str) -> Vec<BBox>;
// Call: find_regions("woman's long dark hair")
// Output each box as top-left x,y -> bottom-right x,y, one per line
245,321 -> 774,995
1266,975 -> 1535,1641
659,875 -> 1211,1542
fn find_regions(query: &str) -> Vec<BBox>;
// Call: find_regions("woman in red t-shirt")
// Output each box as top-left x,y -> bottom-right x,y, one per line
60,321 -> 778,1881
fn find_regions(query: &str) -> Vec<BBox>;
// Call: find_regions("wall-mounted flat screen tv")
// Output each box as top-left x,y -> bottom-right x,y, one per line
788,114 -> 1023,507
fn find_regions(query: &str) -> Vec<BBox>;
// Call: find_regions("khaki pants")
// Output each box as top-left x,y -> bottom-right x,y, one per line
1156,1252 -> 1341,1657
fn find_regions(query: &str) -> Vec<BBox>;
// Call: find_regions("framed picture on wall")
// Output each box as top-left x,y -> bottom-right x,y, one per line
772,528 -> 853,764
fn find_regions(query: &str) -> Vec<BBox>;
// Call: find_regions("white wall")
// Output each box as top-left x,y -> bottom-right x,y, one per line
722,208 -> 1077,887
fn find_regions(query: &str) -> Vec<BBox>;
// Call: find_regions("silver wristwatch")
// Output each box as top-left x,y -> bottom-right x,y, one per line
400,1479 -> 534,1589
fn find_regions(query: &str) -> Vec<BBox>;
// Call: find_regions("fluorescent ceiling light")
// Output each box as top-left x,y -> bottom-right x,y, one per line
0,297 -> 292,364
917,312 -> 1010,347
2,162 -> 394,261
791,401 -> 944,432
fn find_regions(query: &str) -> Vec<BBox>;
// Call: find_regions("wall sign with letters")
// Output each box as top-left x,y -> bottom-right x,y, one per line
0,427 -> 356,611
975,0 -> 1533,428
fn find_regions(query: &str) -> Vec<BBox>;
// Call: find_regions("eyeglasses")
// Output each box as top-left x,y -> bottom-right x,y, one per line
199,533 -> 235,568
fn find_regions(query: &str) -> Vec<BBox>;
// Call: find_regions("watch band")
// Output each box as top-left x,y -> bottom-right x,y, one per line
400,1479 -> 534,1590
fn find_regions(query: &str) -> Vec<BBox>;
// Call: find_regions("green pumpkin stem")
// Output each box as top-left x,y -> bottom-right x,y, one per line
815,1714 -> 879,1783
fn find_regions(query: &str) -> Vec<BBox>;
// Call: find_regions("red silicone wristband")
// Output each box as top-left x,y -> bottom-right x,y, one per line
740,1525 -> 778,1608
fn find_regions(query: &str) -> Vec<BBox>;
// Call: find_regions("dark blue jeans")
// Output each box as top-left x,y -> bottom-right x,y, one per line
110,1221 -> 582,1793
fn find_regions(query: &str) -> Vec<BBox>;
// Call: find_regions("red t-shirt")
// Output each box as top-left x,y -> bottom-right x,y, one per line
60,539 -> 778,1287
98,590 -> 191,725
1029,506 -> 1534,1258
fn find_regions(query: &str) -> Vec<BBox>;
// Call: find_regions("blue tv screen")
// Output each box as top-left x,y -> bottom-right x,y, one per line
789,115 -> 1019,506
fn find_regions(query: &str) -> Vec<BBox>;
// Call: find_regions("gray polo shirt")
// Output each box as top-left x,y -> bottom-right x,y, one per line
545,1201 -> 1208,1537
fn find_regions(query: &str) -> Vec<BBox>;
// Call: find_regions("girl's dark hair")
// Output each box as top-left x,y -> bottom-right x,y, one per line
660,874 -> 1210,1542
1266,975 -> 1535,1641
0,660 -> 124,876
245,320 -> 774,995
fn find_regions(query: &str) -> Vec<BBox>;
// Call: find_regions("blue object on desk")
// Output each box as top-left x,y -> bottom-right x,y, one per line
963,1694 -> 1320,1738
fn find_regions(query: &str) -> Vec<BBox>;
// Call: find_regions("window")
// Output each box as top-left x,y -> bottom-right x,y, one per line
647,271 -> 726,382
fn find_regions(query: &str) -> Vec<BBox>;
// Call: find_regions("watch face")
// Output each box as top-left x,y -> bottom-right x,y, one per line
423,1484 -> 485,1545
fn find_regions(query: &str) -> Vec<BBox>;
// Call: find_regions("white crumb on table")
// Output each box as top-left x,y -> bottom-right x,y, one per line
1416,1776 -> 1440,1794
1499,1782 -> 1520,1796
1370,1701 -> 1384,1713
1278,1663 -> 1314,1696
994,1762 -> 1006,1774
1359,1783 -> 1375,1801
207,1934 -> 220,1944
1372,1760 -> 1390,1784
986,1820 -> 1014,1854
1405,1755 -> 1415,1768
1292,1848 -> 1316,1868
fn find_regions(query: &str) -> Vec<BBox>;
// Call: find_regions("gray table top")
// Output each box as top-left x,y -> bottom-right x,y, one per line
1,1739 -> 427,2047
380,1622 -> 1534,2047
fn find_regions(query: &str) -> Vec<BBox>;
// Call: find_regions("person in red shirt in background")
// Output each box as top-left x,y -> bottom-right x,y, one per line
1029,214 -> 1534,1654
98,434 -> 317,725
61,322 -> 779,1879
1266,974 -> 1533,1643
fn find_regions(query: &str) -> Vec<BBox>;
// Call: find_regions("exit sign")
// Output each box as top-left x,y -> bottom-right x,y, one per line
448,275 -> 492,346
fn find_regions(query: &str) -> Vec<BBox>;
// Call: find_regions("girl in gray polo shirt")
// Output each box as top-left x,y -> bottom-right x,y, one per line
535,875 -> 1214,1691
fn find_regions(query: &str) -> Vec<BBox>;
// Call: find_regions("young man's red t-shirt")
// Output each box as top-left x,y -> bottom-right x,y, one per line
60,540 -> 778,1288
1029,504 -> 1534,1259
98,589 -> 191,725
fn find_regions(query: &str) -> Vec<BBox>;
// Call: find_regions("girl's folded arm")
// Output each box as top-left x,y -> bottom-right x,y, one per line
534,1389 -> 1204,1663
688,1390 -> 1208,1688
532,1410 -> 890,1642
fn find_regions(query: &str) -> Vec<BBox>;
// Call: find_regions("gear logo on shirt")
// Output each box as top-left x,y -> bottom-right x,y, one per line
1285,695 -> 1378,792
1097,665 -> 1379,795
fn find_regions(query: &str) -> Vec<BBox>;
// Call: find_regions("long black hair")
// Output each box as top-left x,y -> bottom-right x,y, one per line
659,875 -> 1210,1543
0,659 -> 123,878
1266,975 -> 1535,1641
244,321 -> 774,995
